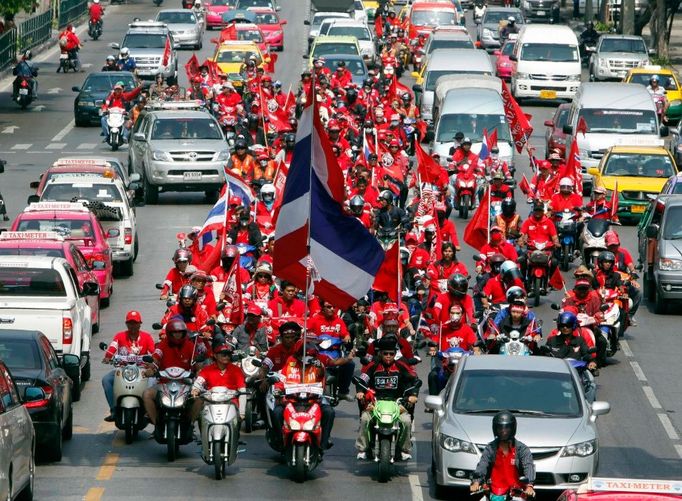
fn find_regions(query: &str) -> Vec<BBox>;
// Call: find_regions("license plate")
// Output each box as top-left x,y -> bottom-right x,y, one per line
536,10 -> 545,14
539,89 -> 557,99
631,205 -> 646,213
19,88 -> 28,95
183,171 -> 201,181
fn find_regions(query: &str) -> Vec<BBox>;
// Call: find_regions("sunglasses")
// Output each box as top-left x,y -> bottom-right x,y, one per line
381,351 -> 396,356
215,351 -> 231,356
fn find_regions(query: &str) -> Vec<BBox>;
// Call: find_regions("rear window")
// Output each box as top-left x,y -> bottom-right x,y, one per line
312,41 -> 359,57
16,218 -> 98,242
427,38 -> 474,53
0,247 -> 66,259
41,183 -> 123,203
628,73 -> 678,90
327,26 -> 370,41
0,267 -> 67,297
122,33 -> 167,49
157,11 -> 197,24
217,50 -> 258,63
600,37 -> 646,54
602,153 -> 675,178
236,29 -> 263,43
0,340 -> 41,370
411,9 -> 456,26
322,58 -> 366,76
151,118 -> 223,140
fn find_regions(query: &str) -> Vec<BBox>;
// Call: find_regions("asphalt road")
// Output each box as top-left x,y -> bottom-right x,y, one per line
0,1 -> 680,500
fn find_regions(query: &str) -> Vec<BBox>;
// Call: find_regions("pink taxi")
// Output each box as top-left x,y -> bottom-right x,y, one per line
250,8 -> 287,51
206,0 -> 238,29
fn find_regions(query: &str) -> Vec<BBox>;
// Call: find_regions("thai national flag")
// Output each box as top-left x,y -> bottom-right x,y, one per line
479,128 -> 490,161
274,93 -> 384,308
197,192 -> 227,250
225,170 -> 256,208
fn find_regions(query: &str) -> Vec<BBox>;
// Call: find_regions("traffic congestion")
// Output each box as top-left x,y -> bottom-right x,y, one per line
0,0 -> 681,499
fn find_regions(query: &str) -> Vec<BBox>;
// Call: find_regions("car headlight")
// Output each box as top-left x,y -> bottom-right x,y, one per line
439,433 -> 477,454
598,58 -> 608,68
152,150 -> 172,162
567,74 -> 581,81
561,439 -> 596,457
483,28 -> 493,37
659,258 -> 682,271
216,150 -> 230,161
580,148 -> 590,158
670,99 -> 682,107
516,72 -> 530,80
79,100 -> 95,107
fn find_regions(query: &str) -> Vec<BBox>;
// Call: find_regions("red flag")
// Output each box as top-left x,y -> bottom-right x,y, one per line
488,128 -> 498,149
184,54 -> 200,82
372,241 -> 400,302
518,174 -> 531,197
463,187 -> 490,250
609,181 -> 619,222
430,206 -> 443,262
415,140 -> 443,184
562,138 -> 583,194
195,240 -> 223,274
389,74 -> 412,100
576,115 -> 589,136
220,256 -> 244,325
500,80 -> 534,153
218,22 -> 238,44
415,119 -> 427,141
374,15 -> 384,38
162,36 -> 171,67
549,267 -> 565,290
264,52 -> 278,73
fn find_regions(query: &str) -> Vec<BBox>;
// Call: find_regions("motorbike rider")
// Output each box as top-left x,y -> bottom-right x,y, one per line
518,202 -> 560,279
481,226 -> 518,262
89,0 -> 104,32
549,177 -> 583,214
160,248 -> 193,299
647,75 -> 669,120
486,146 -> 512,179
101,311 -> 155,422
491,292 -> 542,345
102,55 -> 118,71
429,303 -> 477,353
210,244 -> 251,284
12,50 -> 38,100
227,139 -> 256,178
580,21 -> 599,46
605,230 -> 641,325
190,335 -> 246,421
585,186 -> 610,218
226,212 -> 263,255
244,262 -> 279,305
189,270 -> 217,318
268,280 -> 306,327
374,190 -> 408,233
349,194 -> 373,230
233,304 -> 269,354
143,319 -> 206,426
191,0 -> 205,21
500,16 -> 520,43
260,321 -> 302,381
100,80 -> 143,142
594,251 -> 623,290
482,262 -> 526,310
433,273 -> 475,324
495,198 -> 522,241
355,336 -> 419,461
470,412 -> 536,498
57,24 -> 81,72
489,171 -> 513,203
160,285 -> 211,339
448,137 -> 479,171
426,242 -> 469,296
116,47 -> 137,73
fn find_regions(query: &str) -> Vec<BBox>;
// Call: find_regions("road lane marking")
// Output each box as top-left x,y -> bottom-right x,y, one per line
675,444 -> 682,460
1,126 -> 19,134
657,414 -> 680,440
642,386 -> 662,409
11,144 -> 32,150
620,340 -> 633,357
629,361 -> 647,382
51,119 -> 75,142
84,487 -> 105,501
78,143 -> 97,150
96,453 -> 120,481
46,143 -> 66,150
408,474 -> 424,501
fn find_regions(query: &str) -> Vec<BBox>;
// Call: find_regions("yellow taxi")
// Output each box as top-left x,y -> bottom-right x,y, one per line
588,145 -> 678,221
211,40 -> 270,89
362,0 -> 381,21
624,65 -> 682,123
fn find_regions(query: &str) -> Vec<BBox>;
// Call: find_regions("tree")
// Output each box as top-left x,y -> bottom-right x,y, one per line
640,0 -> 682,55
0,0 -> 37,19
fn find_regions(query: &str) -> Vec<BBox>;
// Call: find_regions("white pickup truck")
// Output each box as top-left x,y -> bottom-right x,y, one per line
0,255 -> 97,401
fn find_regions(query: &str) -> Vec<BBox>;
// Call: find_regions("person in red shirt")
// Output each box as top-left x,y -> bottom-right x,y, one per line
190,335 -> 246,420
57,24 -> 81,71
215,82 -> 243,109
431,304 -> 478,352
518,203 -> 560,280
426,243 -> 469,296
432,274 -> 475,325
330,61 -> 353,89
210,245 -> 251,285
605,230 -> 641,323
160,285 -> 211,339
101,311 -> 155,421
408,223 -> 437,272
189,270 -> 218,318
480,226 -> 518,262
268,280 -> 305,329
449,137 -> 480,173
436,210 -> 460,250
160,248 -> 193,299
89,0 -> 104,25
548,177 -> 583,215
481,262 -> 525,309
365,319 -> 415,361
585,186 -> 610,219
100,80 -> 143,141
244,262 -> 279,310
489,172 -> 513,203
349,176 -> 380,209
528,161 -> 557,202
261,321 -> 301,374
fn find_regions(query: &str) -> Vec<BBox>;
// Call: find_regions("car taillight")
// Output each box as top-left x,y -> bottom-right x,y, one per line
63,317 -> 73,345
24,385 -> 52,409
90,252 -> 108,262
124,228 -> 132,245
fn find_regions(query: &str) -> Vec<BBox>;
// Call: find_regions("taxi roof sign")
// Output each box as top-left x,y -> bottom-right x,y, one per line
52,158 -> 111,167
24,202 -> 89,213
0,231 -> 65,242
578,478 -> 682,495
145,99 -> 205,111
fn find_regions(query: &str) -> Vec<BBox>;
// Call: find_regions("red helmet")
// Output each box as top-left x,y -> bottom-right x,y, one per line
193,75 -> 202,83
327,119 -> 340,131
173,248 -> 192,264
222,245 -> 239,258
229,196 -> 242,207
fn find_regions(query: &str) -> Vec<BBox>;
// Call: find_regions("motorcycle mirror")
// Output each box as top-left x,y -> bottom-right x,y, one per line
166,299 -> 175,309
189,331 -> 200,340
600,303 -> 610,312
250,358 -> 263,368
152,322 -> 163,330
155,283 -> 163,290
142,355 -> 154,364
550,303 -> 560,310
635,263 -> 643,271
216,302 -> 226,311
352,375 -> 364,386
98,342 -> 108,351
206,318 -> 216,326
519,476 -> 529,484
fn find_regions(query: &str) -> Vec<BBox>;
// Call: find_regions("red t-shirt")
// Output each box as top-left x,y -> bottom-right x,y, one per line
195,363 -> 245,392
268,296 -> 306,319
426,261 -> 469,295
482,275 -> 508,305
490,445 -> 520,494
161,267 -> 190,296
409,245 -> 431,270
439,219 -> 460,246
550,193 -> 583,213
520,216 -> 557,244
153,338 -> 197,371
433,293 -> 475,325
104,330 -> 155,359
263,342 -> 298,372
480,241 -> 518,262
439,323 -> 477,351
308,313 -> 349,339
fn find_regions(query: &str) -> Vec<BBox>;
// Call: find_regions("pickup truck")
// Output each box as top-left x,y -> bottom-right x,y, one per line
0,255 -> 97,401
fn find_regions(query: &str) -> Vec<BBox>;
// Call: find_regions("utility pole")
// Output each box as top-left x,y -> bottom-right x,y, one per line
586,0 -> 594,22
622,0 -> 635,34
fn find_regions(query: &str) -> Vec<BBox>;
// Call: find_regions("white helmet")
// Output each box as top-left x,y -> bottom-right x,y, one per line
94,0 -> 100,3
559,177 -> 573,188
260,183 -> 276,202
120,47 -> 130,58
194,0 -> 201,5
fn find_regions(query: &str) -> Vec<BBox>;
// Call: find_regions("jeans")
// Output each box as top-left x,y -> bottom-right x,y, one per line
101,116 -> 129,142
102,369 -> 115,413
273,402 -> 335,449
355,409 -> 412,453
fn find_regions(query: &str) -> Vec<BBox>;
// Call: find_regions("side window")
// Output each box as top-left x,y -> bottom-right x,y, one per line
0,366 -> 18,409
65,266 -> 81,296
71,247 -> 88,272
41,338 -> 59,371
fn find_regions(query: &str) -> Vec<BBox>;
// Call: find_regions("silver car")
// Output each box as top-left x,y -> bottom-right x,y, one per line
156,9 -> 205,50
0,360 -> 35,500
476,7 -> 524,51
425,355 -> 610,493
588,35 -> 651,82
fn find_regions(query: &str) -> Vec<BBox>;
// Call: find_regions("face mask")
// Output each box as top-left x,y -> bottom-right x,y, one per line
491,233 -> 503,244
450,313 -> 462,323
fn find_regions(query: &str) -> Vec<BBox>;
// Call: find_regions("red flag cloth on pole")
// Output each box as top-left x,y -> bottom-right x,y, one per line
565,138 -> 583,194
610,181 -> 619,221
271,160 -> 289,224
500,80 -> 534,153
415,140 -> 443,184
463,187 -> 490,250
221,256 -> 244,325
389,74 -> 412,100
430,206 -> 443,262
162,36 -> 171,67
488,128 -> 498,149
518,174 -> 531,197
218,22 -> 238,44
374,15 -> 384,38
549,267 -> 565,290
185,54 -> 200,82
372,241 -> 400,302
576,115 -> 589,136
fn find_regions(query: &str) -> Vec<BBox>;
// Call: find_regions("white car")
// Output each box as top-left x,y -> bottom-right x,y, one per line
39,174 -> 139,276
323,19 -> 375,62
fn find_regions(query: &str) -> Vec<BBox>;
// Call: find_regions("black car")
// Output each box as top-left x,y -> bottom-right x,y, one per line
0,330 -> 78,462
72,71 -> 137,127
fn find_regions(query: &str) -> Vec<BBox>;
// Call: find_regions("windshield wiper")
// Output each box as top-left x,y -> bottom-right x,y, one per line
458,408 -> 504,414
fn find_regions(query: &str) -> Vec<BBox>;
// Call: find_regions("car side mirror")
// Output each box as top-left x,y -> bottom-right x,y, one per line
412,84 -> 423,93
648,48 -> 656,55
660,125 -> 669,137
152,322 -> 163,330
129,173 -> 141,183
280,19 -> 287,25
591,400 -> 610,418
72,86 -> 80,92
544,120 -> 553,127
82,281 -> 100,296
303,19 -> 310,25
23,386 -> 46,403
27,194 -> 40,204
302,54 -> 309,59
110,42 -> 120,50
132,132 -> 146,142
98,342 -> 108,351
107,228 -> 120,238
424,395 -> 444,412
645,224 -> 659,238
493,50 -> 501,56
142,355 -> 154,364
475,18 -> 481,24
0,161 -> 4,174
563,124 -> 573,134
29,181 -> 40,189
62,353 -> 80,367
509,54 -> 517,61
275,5 -> 281,10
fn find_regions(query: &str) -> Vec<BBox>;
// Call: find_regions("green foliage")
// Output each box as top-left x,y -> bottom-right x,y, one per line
650,55 -> 672,66
594,21 -> 613,32
0,0 -> 37,18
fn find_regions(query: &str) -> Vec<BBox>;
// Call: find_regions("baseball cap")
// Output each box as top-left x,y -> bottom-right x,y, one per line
125,310 -> 142,323
246,304 -> 262,316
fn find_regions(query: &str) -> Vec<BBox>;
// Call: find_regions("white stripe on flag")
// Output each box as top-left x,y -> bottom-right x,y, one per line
296,105 -> 312,143
308,239 -> 376,299
275,192 -> 310,239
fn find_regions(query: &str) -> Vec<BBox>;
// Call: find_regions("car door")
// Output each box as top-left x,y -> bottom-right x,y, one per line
0,364 -> 31,492
0,391 -> 8,500
130,115 -> 152,175
42,336 -> 70,421
66,265 -> 91,346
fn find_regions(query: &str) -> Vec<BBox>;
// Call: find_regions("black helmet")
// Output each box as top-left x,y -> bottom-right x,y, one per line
285,133 -> 295,143
492,411 -> 517,441
505,285 -> 526,305
349,195 -> 365,215
173,248 -> 192,264
490,253 -> 506,274
234,138 -> 248,150
597,250 -> 615,268
166,318 -> 188,336
500,261 -> 522,284
447,273 -> 468,298
375,335 -> 398,352
363,78 -> 373,88
379,190 -> 393,203
501,198 -> 516,217
178,285 -> 198,301
531,201 -> 545,214
557,311 -> 578,330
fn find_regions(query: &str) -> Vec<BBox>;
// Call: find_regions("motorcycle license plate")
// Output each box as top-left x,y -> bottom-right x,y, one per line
59,54 -> 68,59
19,88 -> 29,95
183,171 -> 201,181
539,89 -> 557,99
631,205 -> 646,213
536,10 -> 545,15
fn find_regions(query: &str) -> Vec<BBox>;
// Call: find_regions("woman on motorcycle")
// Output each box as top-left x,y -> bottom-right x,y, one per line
426,243 -> 469,296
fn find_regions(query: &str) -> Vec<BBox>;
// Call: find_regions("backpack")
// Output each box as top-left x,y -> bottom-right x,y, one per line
58,36 -> 68,49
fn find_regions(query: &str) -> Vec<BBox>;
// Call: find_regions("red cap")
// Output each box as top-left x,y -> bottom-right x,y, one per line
246,304 -> 262,316
490,225 -> 503,232
125,310 -> 142,323
575,279 -> 592,288
389,138 -> 400,147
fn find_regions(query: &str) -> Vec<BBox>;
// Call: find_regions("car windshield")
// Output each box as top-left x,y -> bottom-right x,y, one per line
603,153 -> 675,178
0,268 -> 67,297
217,50 -> 257,62
312,42 -> 358,57
157,12 -> 196,24
122,33 -> 167,49
323,58 -> 366,76
0,340 -> 41,370
556,108 -> 569,127
600,37 -> 646,53
0,247 -> 66,258
454,369 -> 582,417
628,73 -> 678,90
411,10 -> 456,26
16,218 -> 98,241
520,43 -> 579,62
579,108 -> 658,134
254,12 -> 278,24
41,183 -> 124,203
237,30 -> 263,42
208,0 -> 236,5
437,113 -> 511,142
663,206 -> 682,239
484,11 -> 522,24
82,75 -> 136,93
236,0 -> 272,8
328,26 -> 370,41
428,38 -> 474,53
151,118 -> 223,140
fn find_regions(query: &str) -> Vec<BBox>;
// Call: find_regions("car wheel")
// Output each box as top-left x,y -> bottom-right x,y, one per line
92,303 -> 100,334
195,41 -> 202,50
144,174 -> 159,204
653,286 -> 667,314
120,257 -> 134,277
16,447 -> 34,501
74,116 -> 88,127
62,404 -> 73,440
71,370 -> 81,402
133,237 -> 139,262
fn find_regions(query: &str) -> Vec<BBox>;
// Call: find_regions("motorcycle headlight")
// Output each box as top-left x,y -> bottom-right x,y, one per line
302,419 -> 319,431
173,393 -> 186,407
380,412 -> 394,424
439,434 -> 477,454
288,420 -> 301,431
659,258 -> 682,271
561,439 -> 596,457
216,150 -> 230,161
161,394 -> 172,407
122,365 -> 139,382
152,150 -> 172,162
79,100 -> 95,107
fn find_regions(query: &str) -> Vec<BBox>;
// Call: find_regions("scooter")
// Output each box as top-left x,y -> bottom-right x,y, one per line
497,330 -> 533,356
199,387 -> 243,480
353,376 -> 421,483
104,107 -> 127,151
14,76 -> 35,110
526,240 -> 552,307
472,476 -> 532,500
155,364 -> 195,461
580,217 -> 610,269
454,163 -> 477,219
58,50 -> 79,73
88,18 -> 103,40
599,288 -> 622,360
235,346 -> 262,433
554,209 -> 579,271
99,342 -> 151,444
653,93 -> 667,122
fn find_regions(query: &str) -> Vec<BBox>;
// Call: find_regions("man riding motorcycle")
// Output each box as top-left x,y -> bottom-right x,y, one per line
518,202 -> 560,280
116,47 -> 137,73
160,248 -> 193,299
12,50 -> 38,100
160,285 -> 211,339
605,230 -> 641,325
495,198 -> 522,241
233,304 -> 269,353
100,80 -> 143,143
57,24 -> 81,72
548,177 -> 583,214
102,55 -> 118,72
89,0 -> 104,34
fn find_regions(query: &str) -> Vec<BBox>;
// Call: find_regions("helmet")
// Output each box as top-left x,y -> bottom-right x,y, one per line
492,411 -> 517,441
106,54 -> 115,62
349,195 -> 365,215
501,198 -> 516,217
212,334 -> 236,354
94,0 -> 100,3
462,137 -> 472,145
507,16 -> 516,23
505,285 -> 526,305
557,311 -> 578,330
221,245 -> 239,259
194,0 -> 201,5
234,138 -> 248,150
492,171 -> 505,181
120,47 -> 130,57
178,285 -> 198,301
260,183 -> 276,202
531,201 -> 545,214
166,318 -> 188,336
597,250 -> 615,268
447,273 -> 468,298
500,261 -> 522,283
490,253 -> 506,273
379,190 -> 393,203
559,177 -> 573,188
173,248 -> 192,263
605,230 -> 620,247
285,133 -> 296,143
375,335 -> 398,352
650,74 -> 660,83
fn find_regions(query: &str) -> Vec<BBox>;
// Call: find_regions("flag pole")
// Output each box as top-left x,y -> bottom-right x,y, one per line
396,233 -> 402,311
486,186 -> 491,245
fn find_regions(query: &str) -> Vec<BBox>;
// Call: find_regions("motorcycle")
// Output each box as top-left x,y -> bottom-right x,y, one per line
411,47 -> 424,73
402,118 -> 417,156
104,107 -> 127,151
473,2 -> 487,23
599,288 -> 624,360
554,210 -> 579,271
526,240 -> 552,307
199,387 -> 243,479
58,50 -> 79,73
154,364 -> 195,461
14,76 -> 35,110
318,335 -> 348,407
472,476 -> 532,500
580,217 -> 610,269
99,342 -> 151,444
497,330 -> 533,356
88,18 -> 103,40
653,93 -> 667,122
376,227 -> 399,250
353,376 -> 421,483
454,163 -> 477,219
235,346 -> 262,433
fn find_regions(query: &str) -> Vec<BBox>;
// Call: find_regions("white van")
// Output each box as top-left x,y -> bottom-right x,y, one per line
511,24 -> 581,100
413,48 -> 493,123
430,75 -> 513,167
